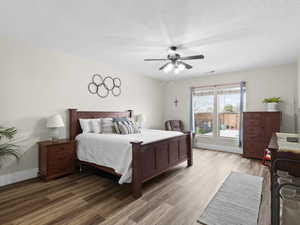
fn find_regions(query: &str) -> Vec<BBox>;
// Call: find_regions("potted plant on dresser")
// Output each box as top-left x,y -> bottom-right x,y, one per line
263,97 -> 281,112
0,127 -> 20,168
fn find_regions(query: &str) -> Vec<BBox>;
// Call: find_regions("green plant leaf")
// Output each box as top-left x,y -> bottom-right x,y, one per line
0,127 -> 20,164
0,127 -> 17,140
262,97 -> 281,103
0,143 -> 20,159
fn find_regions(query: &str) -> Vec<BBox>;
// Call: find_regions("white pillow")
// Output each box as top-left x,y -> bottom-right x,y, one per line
79,119 -> 91,133
102,118 -> 114,133
89,119 -> 102,133
79,118 -> 102,133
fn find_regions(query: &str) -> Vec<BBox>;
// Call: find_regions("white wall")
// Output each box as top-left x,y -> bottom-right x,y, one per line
297,57 -> 300,132
298,57 -> 300,106
0,37 -> 164,177
163,64 -> 298,147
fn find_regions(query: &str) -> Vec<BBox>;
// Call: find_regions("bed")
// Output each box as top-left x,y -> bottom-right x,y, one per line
69,108 -> 193,198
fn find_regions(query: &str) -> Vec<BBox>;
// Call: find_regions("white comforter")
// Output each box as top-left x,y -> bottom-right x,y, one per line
75,129 -> 183,184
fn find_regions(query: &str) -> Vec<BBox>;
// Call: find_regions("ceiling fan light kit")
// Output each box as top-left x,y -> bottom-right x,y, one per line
144,46 -> 205,74
163,63 -> 174,73
178,63 -> 185,71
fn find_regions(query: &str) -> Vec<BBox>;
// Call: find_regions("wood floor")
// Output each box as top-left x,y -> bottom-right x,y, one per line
0,149 -> 270,225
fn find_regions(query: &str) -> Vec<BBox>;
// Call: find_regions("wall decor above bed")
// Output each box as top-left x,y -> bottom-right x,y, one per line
88,74 -> 121,98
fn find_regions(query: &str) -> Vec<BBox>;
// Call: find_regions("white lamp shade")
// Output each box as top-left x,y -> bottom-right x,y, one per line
135,114 -> 145,128
47,114 -> 64,128
135,114 -> 145,123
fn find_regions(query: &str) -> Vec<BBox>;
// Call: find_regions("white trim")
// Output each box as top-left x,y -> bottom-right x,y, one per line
0,168 -> 38,187
194,143 -> 242,154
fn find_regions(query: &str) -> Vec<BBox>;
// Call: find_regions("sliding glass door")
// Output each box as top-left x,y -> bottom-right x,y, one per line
192,83 -> 245,141
193,90 -> 214,136
217,86 -> 241,139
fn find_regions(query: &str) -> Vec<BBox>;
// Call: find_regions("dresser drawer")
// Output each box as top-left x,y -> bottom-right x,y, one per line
244,126 -> 264,134
244,113 -> 263,120
244,127 -> 264,141
243,141 -> 267,159
244,119 -> 262,127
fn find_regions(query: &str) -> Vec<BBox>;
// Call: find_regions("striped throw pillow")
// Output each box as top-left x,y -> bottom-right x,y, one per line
114,121 -> 121,134
116,119 -> 140,135
113,117 -> 127,134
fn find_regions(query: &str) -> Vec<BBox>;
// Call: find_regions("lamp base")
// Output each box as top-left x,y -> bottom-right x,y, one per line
51,136 -> 60,142
49,128 -> 60,141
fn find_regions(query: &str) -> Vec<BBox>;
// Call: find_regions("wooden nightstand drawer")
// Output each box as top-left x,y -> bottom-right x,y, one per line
48,153 -> 74,167
48,160 -> 74,175
48,144 -> 73,153
47,145 -> 75,158
38,139 -> 76,181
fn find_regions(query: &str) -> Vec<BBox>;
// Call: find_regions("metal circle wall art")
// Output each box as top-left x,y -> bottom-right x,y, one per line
88,74 -> 122,98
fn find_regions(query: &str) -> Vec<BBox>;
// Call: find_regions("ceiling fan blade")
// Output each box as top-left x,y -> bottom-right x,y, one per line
144,58 -> 168,61
180,55 -> 204,60
159,62 -> 171,70
180,62 -> 193,69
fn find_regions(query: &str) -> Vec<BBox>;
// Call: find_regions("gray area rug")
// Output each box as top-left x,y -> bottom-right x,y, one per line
198,172 -> 263,225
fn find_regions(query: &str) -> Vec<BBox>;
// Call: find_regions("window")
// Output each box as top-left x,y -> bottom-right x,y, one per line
193,90 -> 214,136
217,87 -> 241,138
192,83 -> 246,140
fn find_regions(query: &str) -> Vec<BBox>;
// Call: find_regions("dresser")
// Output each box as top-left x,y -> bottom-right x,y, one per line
243,112 -> 281,159
38,139 -> 76,181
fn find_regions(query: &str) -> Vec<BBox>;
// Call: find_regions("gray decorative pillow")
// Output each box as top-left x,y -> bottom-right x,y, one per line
117,119 -> 140,135
113,121 -> 121,134
113,117 -> 128,134
101,118 -> 115,133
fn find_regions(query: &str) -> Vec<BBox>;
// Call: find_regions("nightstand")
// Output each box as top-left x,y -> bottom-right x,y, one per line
38,139 -> 76,181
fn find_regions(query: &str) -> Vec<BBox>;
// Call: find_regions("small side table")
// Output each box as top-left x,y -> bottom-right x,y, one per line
38,139 -> 76,181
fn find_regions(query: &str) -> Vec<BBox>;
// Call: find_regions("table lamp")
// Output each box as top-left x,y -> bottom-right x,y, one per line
135,114 -> 145,129
46,114 -> 64,141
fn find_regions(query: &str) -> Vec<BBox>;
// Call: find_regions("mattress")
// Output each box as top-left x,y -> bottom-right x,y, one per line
75,129 -> 183,184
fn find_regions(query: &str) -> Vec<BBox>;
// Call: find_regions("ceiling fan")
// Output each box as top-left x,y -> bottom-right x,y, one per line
144,46 -> 204,74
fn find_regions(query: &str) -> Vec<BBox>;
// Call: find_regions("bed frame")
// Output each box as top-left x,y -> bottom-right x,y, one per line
69,108 -> 193,198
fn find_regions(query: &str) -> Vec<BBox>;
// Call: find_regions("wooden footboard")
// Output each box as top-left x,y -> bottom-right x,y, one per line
131,131 -> 193,198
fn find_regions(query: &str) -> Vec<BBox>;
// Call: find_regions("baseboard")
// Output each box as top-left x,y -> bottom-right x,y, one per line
194,143 -> 242,154
0,168 -> 38,187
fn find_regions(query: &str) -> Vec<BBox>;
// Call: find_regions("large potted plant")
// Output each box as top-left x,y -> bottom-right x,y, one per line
262,97 -> 281,112
0,127 -> 20,168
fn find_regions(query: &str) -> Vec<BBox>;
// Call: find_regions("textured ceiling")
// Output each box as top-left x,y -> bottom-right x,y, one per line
0,0 -> 300,80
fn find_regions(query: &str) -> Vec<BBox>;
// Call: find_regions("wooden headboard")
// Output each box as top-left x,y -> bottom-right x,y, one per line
68,108 -> 133,140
